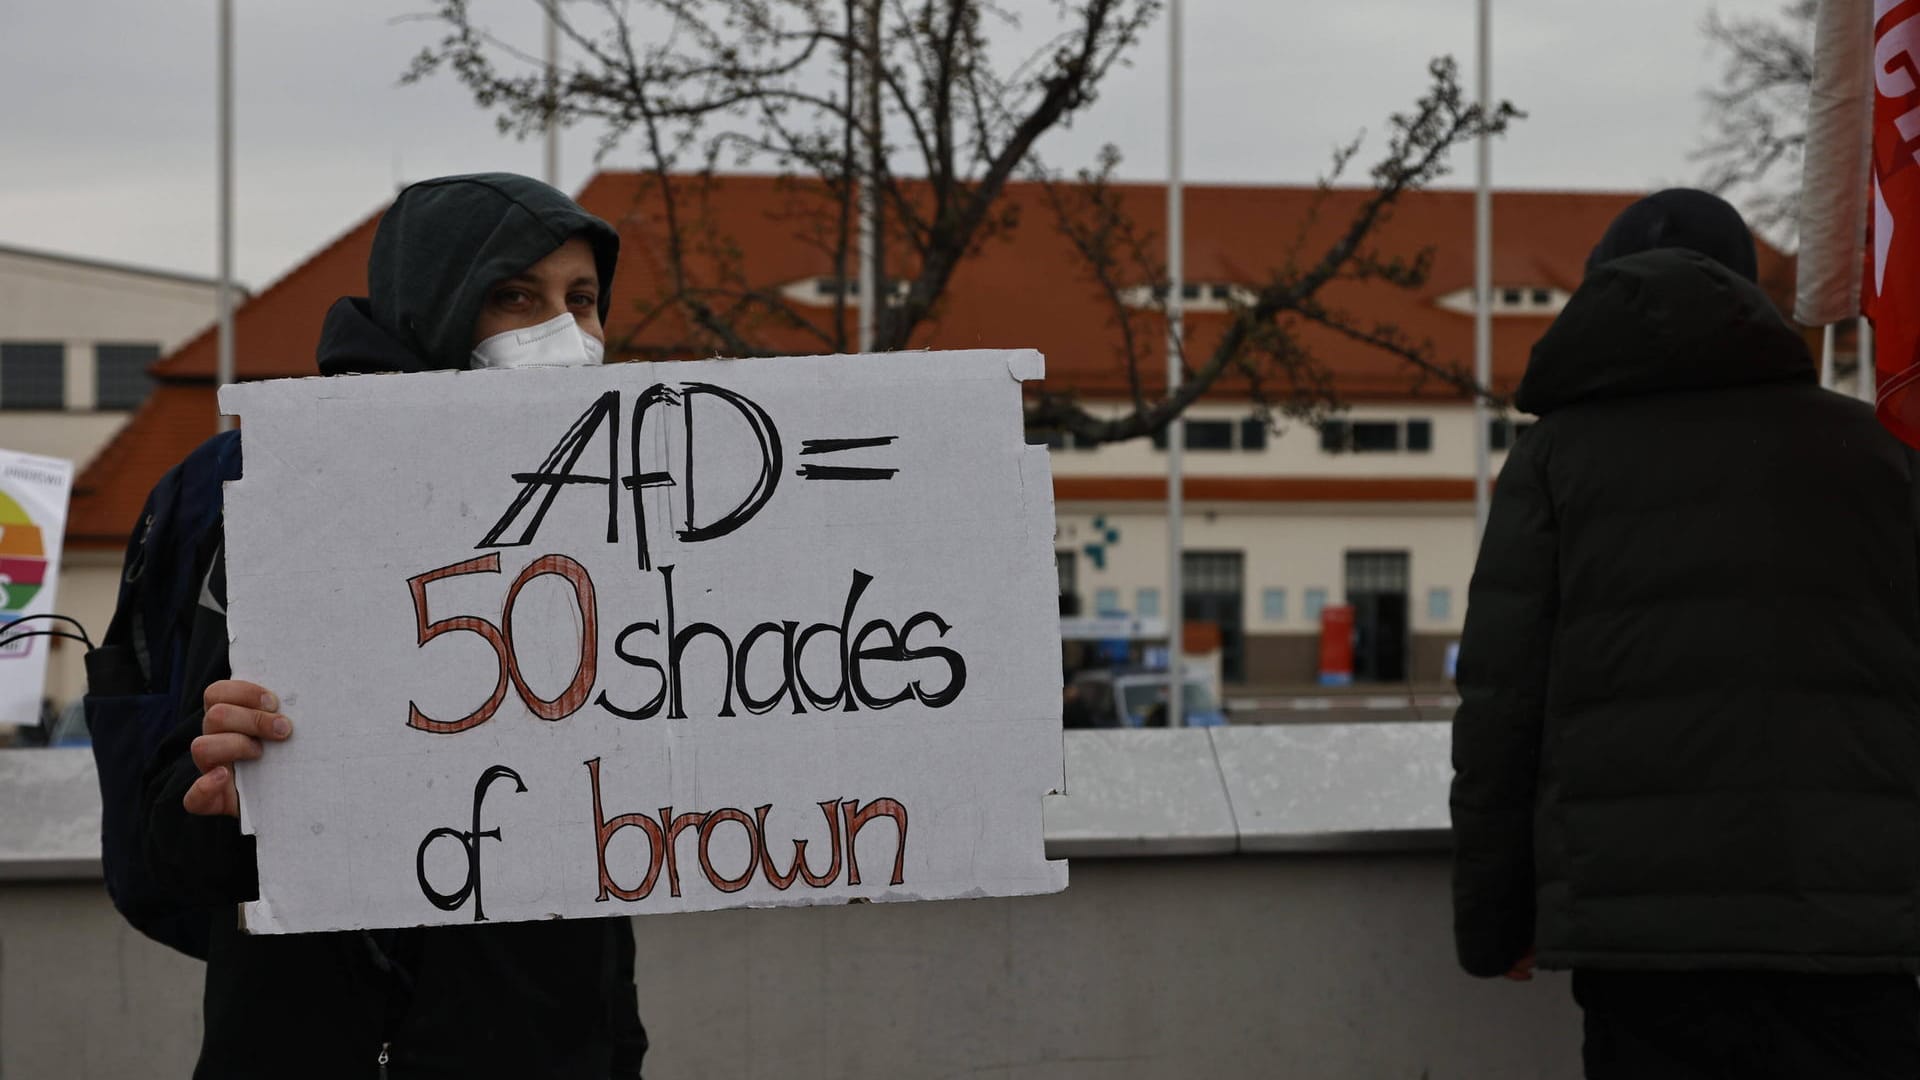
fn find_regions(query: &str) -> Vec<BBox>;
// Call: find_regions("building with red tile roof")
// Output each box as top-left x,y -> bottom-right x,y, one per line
54,173 -> 1799,699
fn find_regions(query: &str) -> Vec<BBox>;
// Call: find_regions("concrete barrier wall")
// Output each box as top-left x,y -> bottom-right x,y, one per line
0,730 -> 1585,1079
2,858 -> 1581,1080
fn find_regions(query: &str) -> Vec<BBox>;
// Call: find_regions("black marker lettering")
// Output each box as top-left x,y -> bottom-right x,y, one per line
622,384 -> 680,572
677,383 -> 783,544
849,618 -> 914,710
798,436 -> 897,455
734,620 -> 801,715
662,564 -> 737,720
479,392 -> 621,550
899,611 -> 967,708
415,765 -> 527,922
795,465 -> 898,481
596,620 -> 666,720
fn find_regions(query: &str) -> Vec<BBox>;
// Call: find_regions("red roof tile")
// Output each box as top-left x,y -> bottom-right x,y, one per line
154,215 -> 379,380
570,174 -> 1793,399
70,173 -> 1793,546
67,383 -> 222,546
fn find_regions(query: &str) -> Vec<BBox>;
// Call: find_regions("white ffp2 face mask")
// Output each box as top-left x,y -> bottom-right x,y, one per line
470,311 -> 606,370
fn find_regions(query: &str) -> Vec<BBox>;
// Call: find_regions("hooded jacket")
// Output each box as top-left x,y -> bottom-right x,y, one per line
139,175 -> 645,1078
317,172 -> 620,376
1451,246 -> 1920,977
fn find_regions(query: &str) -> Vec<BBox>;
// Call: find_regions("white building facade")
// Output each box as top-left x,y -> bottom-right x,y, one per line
1051,400 -> 1531,691
0,245 -> 228,721
0,245 -> 226,463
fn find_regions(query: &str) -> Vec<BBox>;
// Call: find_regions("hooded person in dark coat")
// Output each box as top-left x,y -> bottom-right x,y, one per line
1451,189 -> 1920,1079
140,174 -> 647,1079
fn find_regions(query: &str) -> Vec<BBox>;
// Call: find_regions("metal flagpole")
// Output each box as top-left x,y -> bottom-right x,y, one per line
216,0 -> 236,433
1471,0 -> 1492,543
544,5 -> 560,187
856,0 -> 879,353
1165,0 -> 1185,729
1860,316 -> 1877,403
1821,323 -> 1837,390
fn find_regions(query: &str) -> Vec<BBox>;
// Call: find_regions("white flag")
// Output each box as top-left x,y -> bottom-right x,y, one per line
1795,0 -> 1874,326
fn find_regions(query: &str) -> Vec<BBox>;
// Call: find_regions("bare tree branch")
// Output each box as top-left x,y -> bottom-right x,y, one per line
1694,1 -> 1815,248
407,3 -> 1515,446
1026,58 -> 1515,444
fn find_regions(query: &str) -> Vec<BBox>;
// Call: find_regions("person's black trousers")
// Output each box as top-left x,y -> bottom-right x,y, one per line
1573,970 -> 1920,1080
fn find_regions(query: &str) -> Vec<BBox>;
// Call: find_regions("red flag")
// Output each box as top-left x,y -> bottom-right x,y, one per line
1870,2 -> 1920,442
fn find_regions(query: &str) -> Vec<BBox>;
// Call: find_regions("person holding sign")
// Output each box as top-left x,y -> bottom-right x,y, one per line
139,174 -> 648,1079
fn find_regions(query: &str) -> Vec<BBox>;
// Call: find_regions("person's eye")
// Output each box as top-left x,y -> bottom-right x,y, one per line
569,291 -> 598,309
492,288 -> 531,308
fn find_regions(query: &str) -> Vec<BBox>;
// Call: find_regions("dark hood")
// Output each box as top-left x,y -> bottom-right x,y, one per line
315,297 -> 426,376
1586,188 -> 1758,284
1515,248 -> 1813,416
317,172 -> 619,376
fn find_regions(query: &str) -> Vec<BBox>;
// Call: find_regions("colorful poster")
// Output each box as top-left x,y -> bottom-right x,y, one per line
0,449 -> 75,728
220,350 -> 1067,934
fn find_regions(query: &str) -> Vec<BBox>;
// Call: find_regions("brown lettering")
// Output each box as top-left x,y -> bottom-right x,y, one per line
756,801 -> 845,890
660,806 -> 708,898
697,808 -> 759,893
842,797 -> 909,887
586,758 -> 664,901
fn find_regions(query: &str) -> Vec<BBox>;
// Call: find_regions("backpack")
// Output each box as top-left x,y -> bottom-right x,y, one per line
83,429 -> 242,960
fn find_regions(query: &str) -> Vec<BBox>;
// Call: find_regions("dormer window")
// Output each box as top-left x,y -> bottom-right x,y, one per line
1437,286 -> 1570,316
779,276 -> 910,307
1117,282 -> 1255,313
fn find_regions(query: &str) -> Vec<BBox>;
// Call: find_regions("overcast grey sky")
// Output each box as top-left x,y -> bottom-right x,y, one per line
0,0 -> 1777,288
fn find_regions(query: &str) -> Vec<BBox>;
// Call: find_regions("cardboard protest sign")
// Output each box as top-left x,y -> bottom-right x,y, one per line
0,449 -> 74,728
221,350 -> 1066,933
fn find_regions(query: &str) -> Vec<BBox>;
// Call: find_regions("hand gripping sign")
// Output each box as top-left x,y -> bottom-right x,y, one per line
220,350 -> 1066,933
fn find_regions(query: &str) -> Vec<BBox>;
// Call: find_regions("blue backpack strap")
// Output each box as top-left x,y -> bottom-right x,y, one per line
83,429 -> 242,960
138,431 -> 242,691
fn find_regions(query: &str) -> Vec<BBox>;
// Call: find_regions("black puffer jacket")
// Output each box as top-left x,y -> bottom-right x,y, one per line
140,174 -> 646,1078
1451,247 -> 1920,977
